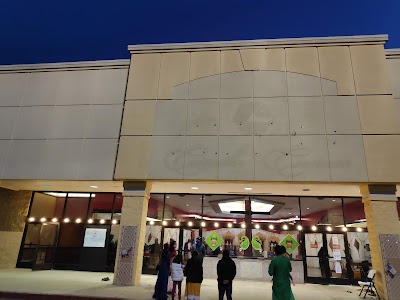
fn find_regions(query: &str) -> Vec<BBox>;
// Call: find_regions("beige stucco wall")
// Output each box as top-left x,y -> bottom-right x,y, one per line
116,38 -> 400,183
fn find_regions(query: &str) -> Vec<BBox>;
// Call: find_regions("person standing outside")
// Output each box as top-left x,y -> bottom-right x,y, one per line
153,243 -> 170,300
171,253 -> 184,300
268,245 -> 295,300
217,250 -> 236,300
184,250 -> 203,300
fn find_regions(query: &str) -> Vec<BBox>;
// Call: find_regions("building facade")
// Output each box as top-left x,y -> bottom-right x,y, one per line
0,35 -> 400,299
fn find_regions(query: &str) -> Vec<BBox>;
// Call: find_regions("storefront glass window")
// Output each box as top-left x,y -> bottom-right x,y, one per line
29,192 -> 65,220
63,193 -> 91,220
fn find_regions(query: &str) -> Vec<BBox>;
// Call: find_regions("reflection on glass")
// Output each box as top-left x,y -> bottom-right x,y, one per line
143,225 -> 162,272
29,193 -> 65,219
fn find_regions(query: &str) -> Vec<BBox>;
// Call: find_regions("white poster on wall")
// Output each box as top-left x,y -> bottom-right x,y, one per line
335,261 -> 342,274
83,228 -> 107,248
332,236 -> 342,261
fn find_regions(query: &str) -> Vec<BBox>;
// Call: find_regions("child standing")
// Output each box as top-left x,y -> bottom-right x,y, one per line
171,253 -> 184,300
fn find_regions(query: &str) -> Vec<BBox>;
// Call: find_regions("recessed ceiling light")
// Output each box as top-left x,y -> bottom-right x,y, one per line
357,227 -> 362,232
149,221 -> 155,225
244,187 -> 253,191
191,187 -> 199,190
297,225 -> 303,230
100,219 -> 105,224
327,226 -> 332,231
282,224 -> 289,230
167,196 -> 170,199
241,223 -> 246,228
289,213 -> 292,215
201,222 -> 206,227
332,199 -> 336,202
228,223 -> 233,228
269,224 -> 274,230
312,225 -> 317,231
88,219 -> 93,224
307,208 -> 310,210
112,219 -> 118,225
186,204 -> 189,207
90,185 -> 98,189
255,224 -> 260,229
188,221 -> 193,227
342,227 -> 348,232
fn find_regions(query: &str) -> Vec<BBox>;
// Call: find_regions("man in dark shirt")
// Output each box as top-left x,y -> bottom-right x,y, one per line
217,250 -> 236,300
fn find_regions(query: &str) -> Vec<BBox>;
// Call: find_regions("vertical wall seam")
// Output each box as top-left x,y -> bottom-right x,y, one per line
182,52 -> 191,179
113,61 -> 132,180
349,46 -> 370,182
317,47 -> 333,182
284,48 -> 294,181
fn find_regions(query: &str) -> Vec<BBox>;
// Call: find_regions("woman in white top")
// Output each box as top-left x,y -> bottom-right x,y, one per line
171,253 -> 184,300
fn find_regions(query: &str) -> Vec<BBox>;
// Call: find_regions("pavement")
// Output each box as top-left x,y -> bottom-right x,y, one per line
0,269 -> 372,300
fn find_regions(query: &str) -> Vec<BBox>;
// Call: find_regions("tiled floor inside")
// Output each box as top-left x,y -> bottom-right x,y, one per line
0,269 -> 374,299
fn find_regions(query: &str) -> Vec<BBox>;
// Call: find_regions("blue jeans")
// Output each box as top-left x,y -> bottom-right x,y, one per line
218,283 -> 232,300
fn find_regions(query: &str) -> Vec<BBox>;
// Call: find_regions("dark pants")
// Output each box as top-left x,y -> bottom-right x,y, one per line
218,283 -> 232,300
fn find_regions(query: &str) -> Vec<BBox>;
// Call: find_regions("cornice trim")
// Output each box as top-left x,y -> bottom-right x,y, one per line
0,59 -> 130,73
128,35 -> 389,53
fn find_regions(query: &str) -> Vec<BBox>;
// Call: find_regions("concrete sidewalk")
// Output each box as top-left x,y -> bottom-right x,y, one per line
0,269 -> 368,299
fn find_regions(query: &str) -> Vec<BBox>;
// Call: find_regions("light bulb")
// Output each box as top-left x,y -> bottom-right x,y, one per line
297,225 -> 303,231
40,217 -> 46,222
214,222 -> 219,228
149,221 -> 155,225
76,218 -> 82,223
241,223 -> 246,228
255,224 -> 260,229
64,218 -> 70,223
51,218 -> 58,222
100,219 -> 105,224
342,227 -> 348,232
327,226 -> 332,232
201,222 -> 206,227
283,224 -> 288,230
162,220 -> 167,226
311,225 -> 317,231
188,221 -> 193,227
87,219 -> 93,224
227,223 -> 233,228
112,219 -> 118,225
269,224 -> 274,230
357,227 -> 362,232
175,221 -> 180,226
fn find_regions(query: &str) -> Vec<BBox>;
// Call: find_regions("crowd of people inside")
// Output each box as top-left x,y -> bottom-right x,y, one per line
152,237 -> 295,300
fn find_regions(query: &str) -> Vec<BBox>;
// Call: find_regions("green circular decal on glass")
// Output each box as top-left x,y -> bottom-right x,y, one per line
252,236 -> 262,251
240,236 -> 250,250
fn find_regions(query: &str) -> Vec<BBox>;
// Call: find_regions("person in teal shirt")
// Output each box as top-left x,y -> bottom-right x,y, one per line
268,245 -> 295,300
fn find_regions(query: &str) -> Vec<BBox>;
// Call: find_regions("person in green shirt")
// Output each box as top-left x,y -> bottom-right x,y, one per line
268,245 -> 295,300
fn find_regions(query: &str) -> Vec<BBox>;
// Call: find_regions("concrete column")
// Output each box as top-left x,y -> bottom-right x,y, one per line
114,181 -> 151,286
360,185 -> 400,300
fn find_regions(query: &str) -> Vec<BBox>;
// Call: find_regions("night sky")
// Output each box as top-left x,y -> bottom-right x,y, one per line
1,0 -> 399,65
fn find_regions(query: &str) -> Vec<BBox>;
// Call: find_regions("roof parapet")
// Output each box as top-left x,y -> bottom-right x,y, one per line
128,34 -> 389,53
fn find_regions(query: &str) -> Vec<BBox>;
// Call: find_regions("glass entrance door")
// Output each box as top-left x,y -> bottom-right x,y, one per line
304,232 -> 355,285
32,223 -> 58,270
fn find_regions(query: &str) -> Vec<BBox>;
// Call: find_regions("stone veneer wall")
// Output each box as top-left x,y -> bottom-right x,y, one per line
0,187 -> 32,269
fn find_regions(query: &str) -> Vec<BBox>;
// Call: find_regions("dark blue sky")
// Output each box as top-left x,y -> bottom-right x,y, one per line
1,0 -> 399,65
